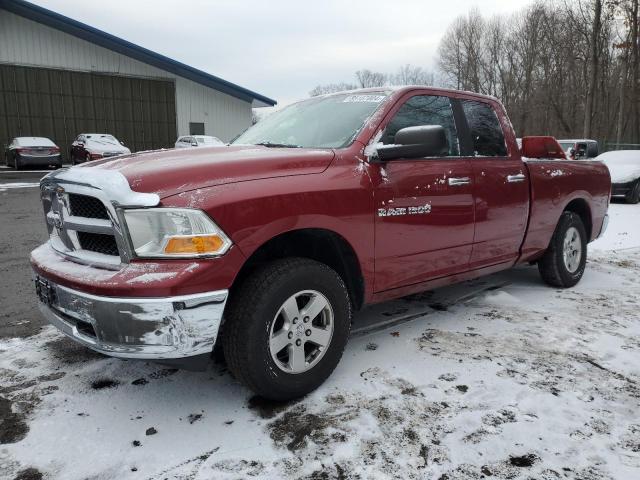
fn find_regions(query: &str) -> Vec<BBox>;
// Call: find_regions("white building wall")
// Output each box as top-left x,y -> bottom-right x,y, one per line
0,9 -> 252,141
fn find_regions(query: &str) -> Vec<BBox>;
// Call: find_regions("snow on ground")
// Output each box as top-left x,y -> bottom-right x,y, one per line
591,200 -> 640,252
1,202 -> 640,480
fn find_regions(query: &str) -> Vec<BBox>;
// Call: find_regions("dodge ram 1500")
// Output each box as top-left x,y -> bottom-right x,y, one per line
31,87 -> 611,400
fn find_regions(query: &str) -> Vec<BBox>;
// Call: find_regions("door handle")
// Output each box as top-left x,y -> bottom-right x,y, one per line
448,177 -> 471,186
507,173 -> 526,183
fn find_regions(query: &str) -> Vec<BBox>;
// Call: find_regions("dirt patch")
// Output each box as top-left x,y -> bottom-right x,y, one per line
0,396 -> 29,444
90,379 -> 119,390
258,370 -> 452,478
509,453 -> 539,467
148,368 -> 178,379
187,413 -> 203,424
13,468 -> 43,480
44,337 -> 104,364
247,395 -> 300,419
268,404 -> 354,452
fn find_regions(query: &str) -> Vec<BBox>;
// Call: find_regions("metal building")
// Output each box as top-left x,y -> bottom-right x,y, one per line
0,0 -> 276,159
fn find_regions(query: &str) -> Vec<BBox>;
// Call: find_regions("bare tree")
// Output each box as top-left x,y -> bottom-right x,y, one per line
583,0 -> 603,138
309,64 -> 435,96
437,0 -> 638,144
355,69 -> 388,87
392,64 -> 434,85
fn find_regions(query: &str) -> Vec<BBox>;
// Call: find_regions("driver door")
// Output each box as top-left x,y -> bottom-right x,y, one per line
372,94 -> 475,292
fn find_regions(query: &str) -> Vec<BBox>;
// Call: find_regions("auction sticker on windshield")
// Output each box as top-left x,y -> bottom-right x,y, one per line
342,95 -> 387,103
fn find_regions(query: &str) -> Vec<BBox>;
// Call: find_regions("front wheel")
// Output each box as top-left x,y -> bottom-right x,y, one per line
625,180 -> 640,204
538,211 -> 587,288
222,258 -> 351,401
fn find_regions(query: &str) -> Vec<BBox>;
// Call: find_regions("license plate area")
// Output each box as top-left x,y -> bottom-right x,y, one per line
35,276 -> 58,306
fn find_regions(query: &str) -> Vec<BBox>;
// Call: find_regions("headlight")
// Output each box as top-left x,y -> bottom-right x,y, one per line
123,208 -> 232,258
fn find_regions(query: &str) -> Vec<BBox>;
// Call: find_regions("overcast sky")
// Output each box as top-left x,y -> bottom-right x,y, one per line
35,0 -> 531,107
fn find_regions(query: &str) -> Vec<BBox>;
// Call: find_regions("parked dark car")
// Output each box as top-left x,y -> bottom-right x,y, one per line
4,137 -> 62,170
558,139 -> 599,159
597,150 -> 640,203
70,133 -> 131,165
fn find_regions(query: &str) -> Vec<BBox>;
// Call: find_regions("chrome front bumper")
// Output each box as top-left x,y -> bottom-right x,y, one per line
35,276 -> 228,359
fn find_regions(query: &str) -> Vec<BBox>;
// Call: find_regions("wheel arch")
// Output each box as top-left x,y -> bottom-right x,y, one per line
232,228 -> 366,311
562,197 -> 592,240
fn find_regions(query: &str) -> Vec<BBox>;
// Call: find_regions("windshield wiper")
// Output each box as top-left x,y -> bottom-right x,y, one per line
254,141 -> 302,148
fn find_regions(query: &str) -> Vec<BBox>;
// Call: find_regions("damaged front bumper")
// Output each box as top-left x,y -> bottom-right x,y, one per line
35,275 -> 227,361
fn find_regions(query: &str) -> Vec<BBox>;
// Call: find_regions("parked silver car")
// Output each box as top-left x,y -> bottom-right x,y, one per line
4,137 -> 62,170
175,135 -> 224,148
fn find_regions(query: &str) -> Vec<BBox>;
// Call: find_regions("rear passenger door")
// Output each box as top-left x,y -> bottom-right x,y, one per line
372,93 -> 475,292
459,99 -> 529,268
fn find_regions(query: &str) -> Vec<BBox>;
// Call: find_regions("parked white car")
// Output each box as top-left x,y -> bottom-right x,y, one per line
597,150 -> 640,204
175,135 -> 224,149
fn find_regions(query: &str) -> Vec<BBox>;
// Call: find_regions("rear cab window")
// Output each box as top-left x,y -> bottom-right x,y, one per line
461,100 -> 507,157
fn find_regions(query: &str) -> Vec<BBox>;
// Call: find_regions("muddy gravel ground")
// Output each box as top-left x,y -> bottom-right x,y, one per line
0,174 -> 49,339
0,180 -> 639,479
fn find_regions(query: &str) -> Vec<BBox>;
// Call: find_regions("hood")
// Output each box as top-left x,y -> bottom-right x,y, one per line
78,145 -> 335,198
86,138 -> 130,154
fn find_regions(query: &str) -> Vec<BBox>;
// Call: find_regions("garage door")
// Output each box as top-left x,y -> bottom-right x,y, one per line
0,64 -> 177,161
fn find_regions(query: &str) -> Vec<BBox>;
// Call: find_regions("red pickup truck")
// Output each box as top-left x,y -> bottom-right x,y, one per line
31,87 -> 610,400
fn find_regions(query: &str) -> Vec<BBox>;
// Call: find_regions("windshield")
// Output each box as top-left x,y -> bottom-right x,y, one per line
86,134 -> 118,143
232,93 -> 389,149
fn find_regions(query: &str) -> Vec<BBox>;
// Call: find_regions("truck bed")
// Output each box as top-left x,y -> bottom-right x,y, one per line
519,158 -> 611,263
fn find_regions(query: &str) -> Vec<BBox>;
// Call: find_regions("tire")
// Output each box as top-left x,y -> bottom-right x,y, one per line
222,257 -> 352,401
14,155 -> 22,171
625,180 -> 640,204
538,211 -> 587,288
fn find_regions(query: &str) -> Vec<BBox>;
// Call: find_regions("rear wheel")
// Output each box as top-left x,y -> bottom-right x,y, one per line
538,212 -> 587,288
222,258 -> 351,401
625,180 -> 640,204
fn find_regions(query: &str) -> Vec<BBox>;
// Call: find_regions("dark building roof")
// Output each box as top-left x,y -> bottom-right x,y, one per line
0,0 -> 276,107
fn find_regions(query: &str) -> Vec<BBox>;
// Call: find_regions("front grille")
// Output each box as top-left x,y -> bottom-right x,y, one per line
77,232 -> 119,256
68,194 -> 110,220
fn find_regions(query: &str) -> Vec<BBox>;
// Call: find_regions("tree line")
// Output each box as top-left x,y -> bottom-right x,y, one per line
309,0 -> 639,146
309,65 -> 434,96
439,0 -> 639,145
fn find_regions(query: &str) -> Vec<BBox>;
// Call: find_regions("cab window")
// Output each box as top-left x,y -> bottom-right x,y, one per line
381,95 -> 460,157
461,100 -> 507,157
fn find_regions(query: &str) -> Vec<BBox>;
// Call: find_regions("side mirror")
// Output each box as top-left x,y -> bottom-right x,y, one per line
191,141 -> 199,147
521,136 -> 566,159
375,125 -> 448,162
120,141 -> 125,146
